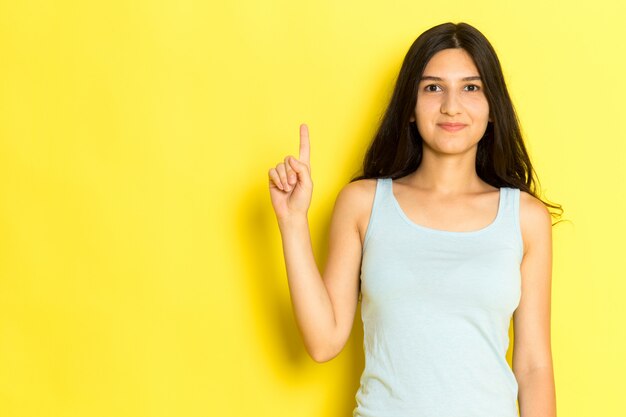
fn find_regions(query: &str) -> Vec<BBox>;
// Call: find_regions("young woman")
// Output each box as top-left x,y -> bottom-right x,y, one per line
267,22 -> 560,417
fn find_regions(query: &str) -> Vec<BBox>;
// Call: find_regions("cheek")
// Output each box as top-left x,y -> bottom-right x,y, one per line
470,97 -> 490,119
414,101 -> 436,138
480,101 -> 490,117
415,98 -> 437,120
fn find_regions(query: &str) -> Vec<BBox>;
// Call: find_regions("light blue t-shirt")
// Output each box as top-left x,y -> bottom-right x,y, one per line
354,177 -> 523,417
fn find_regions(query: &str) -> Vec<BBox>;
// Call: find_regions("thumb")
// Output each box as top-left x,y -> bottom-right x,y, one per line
287,156 -> 312,184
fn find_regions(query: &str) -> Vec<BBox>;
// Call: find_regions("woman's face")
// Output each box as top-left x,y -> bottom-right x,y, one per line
411,48 -> 490,155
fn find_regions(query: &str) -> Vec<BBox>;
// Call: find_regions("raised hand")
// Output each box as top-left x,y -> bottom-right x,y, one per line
268,123 -> 313,222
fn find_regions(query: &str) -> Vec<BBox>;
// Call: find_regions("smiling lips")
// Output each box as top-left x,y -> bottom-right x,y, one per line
438,123 -> 467,132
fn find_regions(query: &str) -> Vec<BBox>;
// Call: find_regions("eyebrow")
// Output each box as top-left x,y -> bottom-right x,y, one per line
420,75 -> 482,82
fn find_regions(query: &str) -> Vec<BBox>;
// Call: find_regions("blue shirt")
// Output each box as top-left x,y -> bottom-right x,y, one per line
354,177 -> 522,417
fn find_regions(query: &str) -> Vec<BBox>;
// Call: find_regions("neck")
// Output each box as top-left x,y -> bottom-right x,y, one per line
401,151 -> 489,195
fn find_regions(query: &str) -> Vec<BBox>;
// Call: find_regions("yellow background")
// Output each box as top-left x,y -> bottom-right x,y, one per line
1,1 -> 624,416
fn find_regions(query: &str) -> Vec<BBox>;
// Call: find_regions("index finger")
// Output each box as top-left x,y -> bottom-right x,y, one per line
299,123 -> 310,166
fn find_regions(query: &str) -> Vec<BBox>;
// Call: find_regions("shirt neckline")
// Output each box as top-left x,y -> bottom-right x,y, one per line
388,178 -> 505,236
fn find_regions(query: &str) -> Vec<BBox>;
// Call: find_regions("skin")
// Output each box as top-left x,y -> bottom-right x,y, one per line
268,48 -> 555,417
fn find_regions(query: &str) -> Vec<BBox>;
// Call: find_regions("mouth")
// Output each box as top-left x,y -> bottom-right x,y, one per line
437,123 -> 467,132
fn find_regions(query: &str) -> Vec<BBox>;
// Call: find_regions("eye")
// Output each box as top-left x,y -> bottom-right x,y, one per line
424,84 -> 442,92
464,84 -> 481,92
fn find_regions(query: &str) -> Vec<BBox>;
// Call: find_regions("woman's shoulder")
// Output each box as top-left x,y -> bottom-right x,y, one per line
519,190 -> 552,256
336,178 -> 378,207
335,179 -> 379,245
519,190 -> 551,220
340,177 -> 378,193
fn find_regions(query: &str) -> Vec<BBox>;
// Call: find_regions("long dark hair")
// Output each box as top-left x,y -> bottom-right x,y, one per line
351,22 -> 563,223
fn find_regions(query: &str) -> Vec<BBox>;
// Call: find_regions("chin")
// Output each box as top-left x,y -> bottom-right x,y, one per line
428,139 -> 478,154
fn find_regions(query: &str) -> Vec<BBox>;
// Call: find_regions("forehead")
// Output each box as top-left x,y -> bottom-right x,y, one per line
422,48 -> 480,78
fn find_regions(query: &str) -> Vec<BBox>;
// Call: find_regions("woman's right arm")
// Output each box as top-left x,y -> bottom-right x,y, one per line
268,124 -> 365,362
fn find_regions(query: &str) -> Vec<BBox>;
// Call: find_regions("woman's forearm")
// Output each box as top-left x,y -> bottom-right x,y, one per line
278,215 -> 336,362
516,366 -> 557,417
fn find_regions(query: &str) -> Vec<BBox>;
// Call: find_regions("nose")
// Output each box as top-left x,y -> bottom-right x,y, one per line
440,90 -> 462,115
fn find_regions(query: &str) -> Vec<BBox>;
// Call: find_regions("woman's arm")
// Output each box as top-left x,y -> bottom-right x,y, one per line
268,125 -> 364,363
512,191 -> 557,417
277,183 -> 365,363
